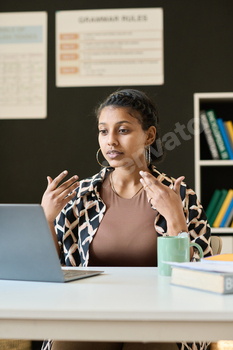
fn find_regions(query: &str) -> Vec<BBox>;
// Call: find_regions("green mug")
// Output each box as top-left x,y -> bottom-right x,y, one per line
157,236 -> 203,276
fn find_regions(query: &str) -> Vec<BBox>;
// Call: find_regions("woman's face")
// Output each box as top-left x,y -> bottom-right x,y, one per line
98,106 -> 154,170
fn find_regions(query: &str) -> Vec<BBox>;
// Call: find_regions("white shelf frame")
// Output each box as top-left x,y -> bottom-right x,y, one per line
194,92 -> 233,236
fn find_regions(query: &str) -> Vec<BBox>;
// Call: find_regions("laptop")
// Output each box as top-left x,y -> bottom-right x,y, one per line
0,204 -> 103,283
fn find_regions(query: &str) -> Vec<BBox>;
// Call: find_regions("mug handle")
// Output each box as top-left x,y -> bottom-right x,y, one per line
189,242 -> 203,259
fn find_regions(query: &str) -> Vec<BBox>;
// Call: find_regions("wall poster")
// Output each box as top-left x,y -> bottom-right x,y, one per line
56,8 -> 163,87
0,12 -> 47,119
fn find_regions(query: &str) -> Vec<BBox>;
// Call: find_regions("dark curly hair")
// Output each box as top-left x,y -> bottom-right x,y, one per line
95,89 -> 165,163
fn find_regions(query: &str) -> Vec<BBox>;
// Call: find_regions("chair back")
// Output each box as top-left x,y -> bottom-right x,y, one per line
210,236 -> 222,255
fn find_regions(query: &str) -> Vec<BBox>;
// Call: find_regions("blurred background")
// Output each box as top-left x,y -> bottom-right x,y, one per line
1,0 -> 233,204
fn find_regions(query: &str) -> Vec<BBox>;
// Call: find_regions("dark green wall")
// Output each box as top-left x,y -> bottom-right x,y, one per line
1,0 -> 233,204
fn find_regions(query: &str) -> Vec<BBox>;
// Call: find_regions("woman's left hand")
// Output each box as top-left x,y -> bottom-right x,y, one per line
139,171 -> 188,236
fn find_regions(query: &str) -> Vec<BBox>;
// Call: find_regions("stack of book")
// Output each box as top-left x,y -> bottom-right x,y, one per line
205,189 -> 233,227
171,254 -> 233,294
200,109 -> 233,160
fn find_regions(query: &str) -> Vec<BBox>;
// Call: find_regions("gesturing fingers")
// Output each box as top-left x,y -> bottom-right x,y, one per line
173,176 -> 185,195
139,170 -> 185,210
45,170 -> 80,208
48,170 -> 69,190
47,176 -> 53,185
139,171 -> 157,190
57,178 -> 80,203
139,171 -> 187,233
48,170 -> 79,195
139,171 -> 156,198
42,170 -> 80,224
139,171 -> 185,195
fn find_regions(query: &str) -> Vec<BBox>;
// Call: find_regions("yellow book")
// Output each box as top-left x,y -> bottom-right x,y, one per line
226,120 -> 233,143
203,253 -> 233,262
213,189 -> 233,227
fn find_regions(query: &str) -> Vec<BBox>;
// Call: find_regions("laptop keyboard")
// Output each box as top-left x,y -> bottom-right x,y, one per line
63,270 -> 91,278
62,269 -> 103,282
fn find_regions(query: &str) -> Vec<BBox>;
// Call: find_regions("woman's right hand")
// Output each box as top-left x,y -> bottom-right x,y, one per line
41,170 -> 80,224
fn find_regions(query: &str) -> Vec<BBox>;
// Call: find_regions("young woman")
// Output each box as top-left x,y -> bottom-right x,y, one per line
41,89 -> 212,350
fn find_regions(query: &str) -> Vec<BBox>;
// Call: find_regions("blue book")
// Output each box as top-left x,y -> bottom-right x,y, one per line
220,196 -> 233,227
217,118 -> 233,159
224,207 -> 233,227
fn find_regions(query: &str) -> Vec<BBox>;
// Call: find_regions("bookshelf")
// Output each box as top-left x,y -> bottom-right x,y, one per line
194,92 -> 233,253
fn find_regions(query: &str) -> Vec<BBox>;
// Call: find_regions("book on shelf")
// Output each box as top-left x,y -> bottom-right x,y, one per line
226,120 -> 233,141
217,118 -> 233,159
206,109 -> 229,160
200,110 -> 220,160
207,189 -> 228,227
224,121 -> 233,153
213,189 -> 233,227
225,207 -> 233,227
205,189 -> 222,223
171,256 -> 233,294
220,196 -> 233,227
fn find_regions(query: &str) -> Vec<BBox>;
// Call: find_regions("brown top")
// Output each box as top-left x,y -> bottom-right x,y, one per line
88,175 -> 158,267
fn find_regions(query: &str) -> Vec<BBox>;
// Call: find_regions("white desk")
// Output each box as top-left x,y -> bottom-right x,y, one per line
0,267 -> 233,343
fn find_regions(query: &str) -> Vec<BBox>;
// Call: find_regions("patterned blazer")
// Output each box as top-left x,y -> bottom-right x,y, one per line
42,165 -> 212,350
55,165 -> 212,267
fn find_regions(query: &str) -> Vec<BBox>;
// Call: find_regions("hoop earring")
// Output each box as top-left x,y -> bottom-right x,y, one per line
96,148 -> 108,168
145,145 -> 151,166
